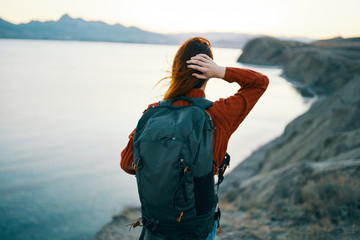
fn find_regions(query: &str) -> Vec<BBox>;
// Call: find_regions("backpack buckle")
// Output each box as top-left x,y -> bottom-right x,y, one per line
176,211 -> 184,222
145,218 -> 159,232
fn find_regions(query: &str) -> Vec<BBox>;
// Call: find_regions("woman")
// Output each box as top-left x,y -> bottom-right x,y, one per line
121,37 -> 269,239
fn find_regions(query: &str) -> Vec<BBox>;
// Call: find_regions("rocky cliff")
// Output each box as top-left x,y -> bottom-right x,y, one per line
94,37 -> 360,240
238,37 -> 360,96
219,36 -> 360,239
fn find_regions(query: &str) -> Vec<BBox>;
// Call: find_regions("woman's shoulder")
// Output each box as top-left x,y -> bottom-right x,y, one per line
142,102 -> 159,113
148,102 -> 159,108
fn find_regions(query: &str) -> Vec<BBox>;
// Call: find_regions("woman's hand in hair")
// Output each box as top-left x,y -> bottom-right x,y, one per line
187,54 -> 226,80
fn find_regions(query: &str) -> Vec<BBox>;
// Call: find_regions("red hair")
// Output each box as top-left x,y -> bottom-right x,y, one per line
163,37 -> 213,100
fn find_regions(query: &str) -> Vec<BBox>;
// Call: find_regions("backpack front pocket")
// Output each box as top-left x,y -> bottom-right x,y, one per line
194,170 -> 216,216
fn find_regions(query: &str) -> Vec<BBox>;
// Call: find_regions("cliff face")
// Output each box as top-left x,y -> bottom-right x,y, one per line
219,37 -> 360,239
94,37 -> 360,240
233,36 -> 360,175
239,37 -> 360,95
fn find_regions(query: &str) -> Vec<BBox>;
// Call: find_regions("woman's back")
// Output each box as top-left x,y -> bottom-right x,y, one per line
120,37 -> 269,239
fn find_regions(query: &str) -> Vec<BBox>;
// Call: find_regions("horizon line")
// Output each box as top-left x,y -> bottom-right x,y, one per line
0,13 -> 313,40
2,13 -> 359,40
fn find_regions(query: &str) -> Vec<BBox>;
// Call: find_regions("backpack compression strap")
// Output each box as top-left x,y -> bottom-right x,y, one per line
213,153 -> 230,235
214,153 -> 231,193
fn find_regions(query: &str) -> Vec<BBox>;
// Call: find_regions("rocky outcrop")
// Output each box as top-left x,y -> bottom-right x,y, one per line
239,37 -> 360,95
237,37 -> 307,66
218,37 -> 360,239
232,37 -> 360,175
94,207 -> 142,240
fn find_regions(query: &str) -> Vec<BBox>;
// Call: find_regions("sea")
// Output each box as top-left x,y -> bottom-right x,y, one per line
0,39 -> 312,240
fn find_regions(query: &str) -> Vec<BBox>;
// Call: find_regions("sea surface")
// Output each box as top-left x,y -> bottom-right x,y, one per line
0,39 -> 312,240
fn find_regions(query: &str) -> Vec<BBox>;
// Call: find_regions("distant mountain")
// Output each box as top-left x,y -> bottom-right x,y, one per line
0,14 -> 312,48
0,14 -> 172,44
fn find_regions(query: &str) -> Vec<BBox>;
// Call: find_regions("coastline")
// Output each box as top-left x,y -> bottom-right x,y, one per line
219,36 -> 360,239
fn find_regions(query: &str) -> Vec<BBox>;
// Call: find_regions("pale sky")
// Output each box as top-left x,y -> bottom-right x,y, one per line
0,0 -> 359,39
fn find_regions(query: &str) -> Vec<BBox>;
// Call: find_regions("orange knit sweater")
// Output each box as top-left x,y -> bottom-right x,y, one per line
120,67 -> 269,175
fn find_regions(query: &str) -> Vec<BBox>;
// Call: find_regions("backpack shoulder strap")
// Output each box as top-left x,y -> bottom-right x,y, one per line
192,97 -> 213,109
159,96 -> 213,110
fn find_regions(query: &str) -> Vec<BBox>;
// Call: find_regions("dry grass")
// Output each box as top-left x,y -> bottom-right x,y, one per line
228,172 -> 360,239
300,173 -> 360,225
276,173 -> 360,240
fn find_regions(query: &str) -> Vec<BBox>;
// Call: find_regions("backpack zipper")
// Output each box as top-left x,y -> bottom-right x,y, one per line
135,137 -> 192,157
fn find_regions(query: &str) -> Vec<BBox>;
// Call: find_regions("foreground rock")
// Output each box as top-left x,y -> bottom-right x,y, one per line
94,36 -> 360,239
94,207 -> 142,240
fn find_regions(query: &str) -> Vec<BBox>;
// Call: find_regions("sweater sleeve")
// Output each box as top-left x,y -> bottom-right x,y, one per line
120,129 -> 136,175
210,67 -> 269,136
120,103 -> 159,175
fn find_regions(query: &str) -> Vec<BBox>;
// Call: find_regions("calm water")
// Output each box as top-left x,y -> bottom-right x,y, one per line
0,39 -> 311,240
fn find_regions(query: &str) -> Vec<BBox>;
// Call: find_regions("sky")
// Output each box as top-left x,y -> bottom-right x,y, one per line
0,0 -> 359,39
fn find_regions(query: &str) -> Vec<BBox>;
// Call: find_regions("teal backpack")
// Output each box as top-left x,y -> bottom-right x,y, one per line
132,96 -> 229,239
